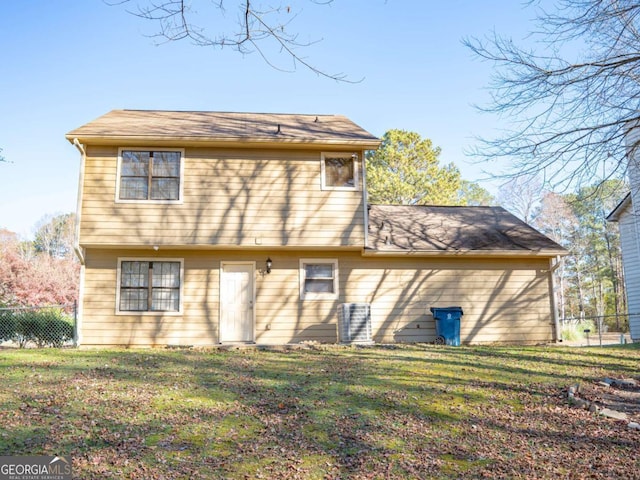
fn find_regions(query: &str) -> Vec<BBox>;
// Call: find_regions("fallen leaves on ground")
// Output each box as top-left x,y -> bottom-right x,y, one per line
0,344 -> 639,479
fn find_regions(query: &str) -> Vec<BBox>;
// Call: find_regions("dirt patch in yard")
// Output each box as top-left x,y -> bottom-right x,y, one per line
572,377 -> 640,424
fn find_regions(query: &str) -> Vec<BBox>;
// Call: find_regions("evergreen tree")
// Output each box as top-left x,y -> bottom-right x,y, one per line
366,130 -> 462,205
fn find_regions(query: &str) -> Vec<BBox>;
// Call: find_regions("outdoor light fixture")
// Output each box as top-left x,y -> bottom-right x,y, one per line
266,258 -> 272,274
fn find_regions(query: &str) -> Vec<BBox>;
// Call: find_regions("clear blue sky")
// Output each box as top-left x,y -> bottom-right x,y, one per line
0,1 -> 538,237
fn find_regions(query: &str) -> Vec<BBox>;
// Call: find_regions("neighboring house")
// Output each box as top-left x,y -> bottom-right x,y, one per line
66,109 -> 566,347
607,193 -> 640,341
606,121 -> 640,342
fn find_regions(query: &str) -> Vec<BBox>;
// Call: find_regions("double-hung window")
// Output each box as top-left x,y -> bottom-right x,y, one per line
117,259 -> 183,313
320,152 -> 359,191
118,149 -> 183,202
299,259 -> 339,300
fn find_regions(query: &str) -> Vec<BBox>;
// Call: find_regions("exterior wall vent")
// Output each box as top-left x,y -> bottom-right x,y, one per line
337,303 -> 373,344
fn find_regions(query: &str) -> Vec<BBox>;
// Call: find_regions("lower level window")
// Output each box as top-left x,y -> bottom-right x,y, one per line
300,259 -> 338,300
118,260 -> 182,312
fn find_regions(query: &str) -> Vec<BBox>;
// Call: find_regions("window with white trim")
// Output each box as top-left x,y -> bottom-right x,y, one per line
117,149 -> 183,202
117,259 -> 183,313
300,259 -> 339,300
321,153 -> 359,191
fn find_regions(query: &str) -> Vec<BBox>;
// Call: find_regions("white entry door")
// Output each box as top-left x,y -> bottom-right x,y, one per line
220,262 -> 255,342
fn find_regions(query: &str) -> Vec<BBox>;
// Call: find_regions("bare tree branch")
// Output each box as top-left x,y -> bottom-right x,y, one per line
465,0 -> 640,190
106,0 -> 361,82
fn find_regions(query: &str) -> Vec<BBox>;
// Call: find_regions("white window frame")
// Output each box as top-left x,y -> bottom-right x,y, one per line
320,152 -> 359,191
115,147 -> 185,204
115,257 -> 184,315
299,258 -> 339,300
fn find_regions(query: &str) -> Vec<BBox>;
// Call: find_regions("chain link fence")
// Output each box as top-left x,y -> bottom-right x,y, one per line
559,313 -> 637,346
0,303 -> 77,348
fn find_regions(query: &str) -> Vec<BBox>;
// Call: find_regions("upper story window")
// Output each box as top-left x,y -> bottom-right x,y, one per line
117,149 -> 184,203
321,152 -> 359,191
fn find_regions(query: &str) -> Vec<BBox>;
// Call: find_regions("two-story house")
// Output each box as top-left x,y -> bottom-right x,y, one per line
67,109 -> 566,347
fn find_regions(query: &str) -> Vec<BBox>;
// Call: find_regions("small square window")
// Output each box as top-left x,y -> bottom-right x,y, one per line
300,259 -> 339,300
321,153 -> 359,191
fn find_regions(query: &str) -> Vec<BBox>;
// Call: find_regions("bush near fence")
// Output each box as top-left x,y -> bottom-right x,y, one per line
560,319 -> 596,342
0,305 -> 75,348
559,313 -> 637,343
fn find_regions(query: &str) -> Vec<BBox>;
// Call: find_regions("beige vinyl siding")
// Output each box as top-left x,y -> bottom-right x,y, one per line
79,146 -> 365,248
80,248 -> 341,347
81,249 -> 221,347
342,256 -> 554,344
80,249 -> 555,347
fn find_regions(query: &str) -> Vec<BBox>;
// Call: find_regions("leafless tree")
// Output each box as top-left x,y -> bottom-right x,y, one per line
33,214 -> 76,260
465,0 -> 640,189
496,174 -> 542,224
535,191 -> 577,321
107,0 -> 361,82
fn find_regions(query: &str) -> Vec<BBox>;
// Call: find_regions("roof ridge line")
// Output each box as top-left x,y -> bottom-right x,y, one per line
119,109 -> 341,117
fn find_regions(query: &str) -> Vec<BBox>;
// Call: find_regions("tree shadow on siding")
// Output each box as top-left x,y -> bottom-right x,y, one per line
340,260 -> 465,344
87,145 -> 365,346
341,256 -> 553,346
462,268 -> 552,344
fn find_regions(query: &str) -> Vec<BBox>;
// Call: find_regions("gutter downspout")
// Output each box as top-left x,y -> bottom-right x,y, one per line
549,255 -> 562,342
72,138 -> 86,347
72,138 -> 86,265
361,150 -> 369,252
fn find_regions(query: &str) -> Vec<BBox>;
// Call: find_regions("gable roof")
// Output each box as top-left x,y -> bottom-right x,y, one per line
367,204 -> 566,256
66,109 -> 381,149
606,192 -> 631,222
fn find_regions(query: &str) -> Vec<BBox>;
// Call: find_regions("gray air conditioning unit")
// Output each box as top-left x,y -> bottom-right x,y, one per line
337,303 -> 373,344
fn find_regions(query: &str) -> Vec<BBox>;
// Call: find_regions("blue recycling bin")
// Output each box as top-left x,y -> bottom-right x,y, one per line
430,306 -> 463,346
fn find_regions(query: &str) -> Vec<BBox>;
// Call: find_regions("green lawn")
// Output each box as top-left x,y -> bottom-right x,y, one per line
0,344 -> 639,479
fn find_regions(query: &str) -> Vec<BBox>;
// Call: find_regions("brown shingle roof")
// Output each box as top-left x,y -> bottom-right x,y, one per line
368,205 -> 566,256
66,109 -> 380,148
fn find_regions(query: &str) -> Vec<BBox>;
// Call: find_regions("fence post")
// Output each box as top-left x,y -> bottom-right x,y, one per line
597,316 -> 603,347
